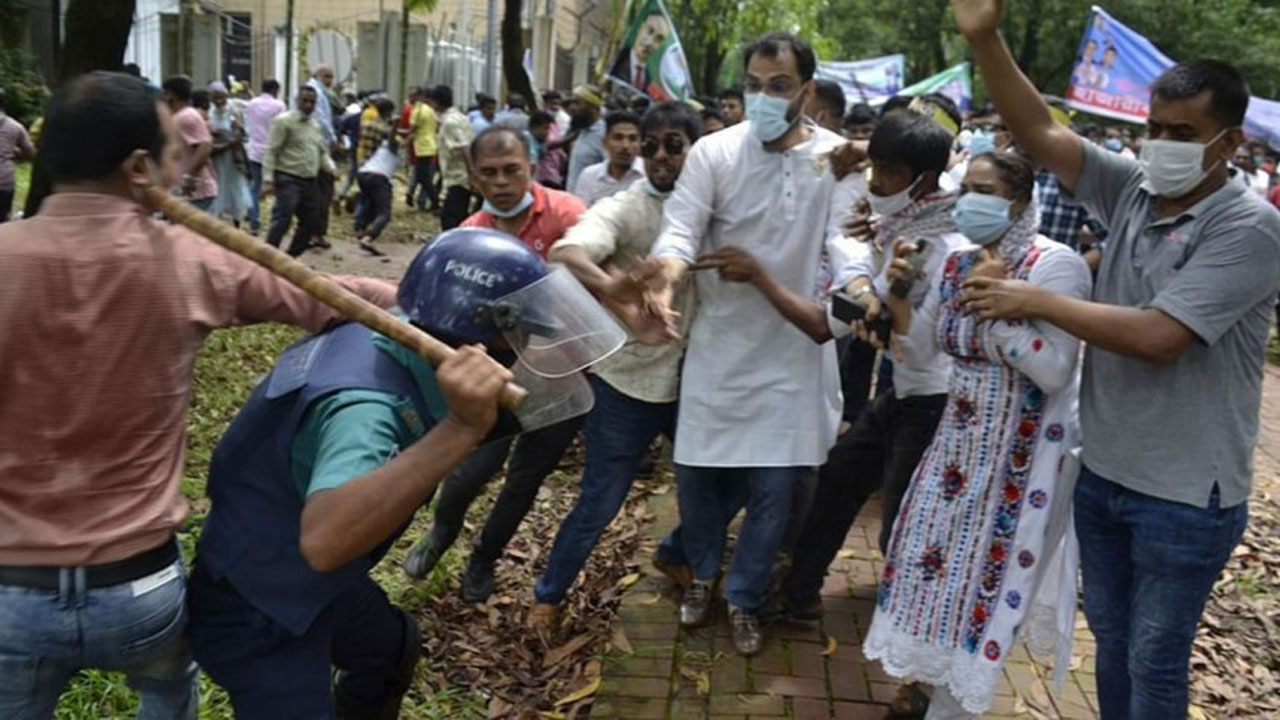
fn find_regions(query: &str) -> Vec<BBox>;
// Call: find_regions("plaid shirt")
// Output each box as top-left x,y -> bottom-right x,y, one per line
357,118 -> 389,164
1034,170 -> 1107,251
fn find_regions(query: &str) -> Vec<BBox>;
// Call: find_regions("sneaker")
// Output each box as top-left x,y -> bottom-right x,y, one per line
461,559 -> 496,603
679,580 -> 714,627
729,604 -> 763,657
527,602 -> 561,639
403,527 -> 451,579
652,555 -> 693,590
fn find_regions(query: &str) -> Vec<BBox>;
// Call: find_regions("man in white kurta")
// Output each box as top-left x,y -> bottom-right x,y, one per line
647,32 -> 860,656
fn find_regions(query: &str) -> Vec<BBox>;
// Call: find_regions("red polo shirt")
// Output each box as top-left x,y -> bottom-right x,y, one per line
461,183 -> 587,257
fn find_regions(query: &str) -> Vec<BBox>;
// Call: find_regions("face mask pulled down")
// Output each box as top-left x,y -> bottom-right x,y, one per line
867,175 -> 922,218
745,90 -> 801,143
483,191 -> 535,218
1140,128 -> 1230,198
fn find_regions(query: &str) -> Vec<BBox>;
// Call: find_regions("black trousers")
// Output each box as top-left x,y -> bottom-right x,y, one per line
264,171 -> 321,257
314,171 -> 334,236
783,391 -> 946,607
430,416 -> 583,565
0,188 -> 13,222
440,185 -> 474,231
354,173 -> 392,240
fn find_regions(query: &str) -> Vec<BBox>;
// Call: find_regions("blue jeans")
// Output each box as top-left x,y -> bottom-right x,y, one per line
0,560 -> 198,720
1075,467 -> 1247,720
677,464 -> 808,610
248,161 -> 263,232
535,376 -> 677,604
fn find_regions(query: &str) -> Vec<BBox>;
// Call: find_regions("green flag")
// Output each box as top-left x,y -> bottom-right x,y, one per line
899,63 -> 973,110
608,0 -> 693,102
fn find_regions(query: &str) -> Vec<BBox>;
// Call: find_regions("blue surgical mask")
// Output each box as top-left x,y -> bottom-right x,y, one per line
1104,137 -> 1124,152
952,192 -> 1013,245
746,90 -> 800,143
483,191 -> 534,218
968,131 -> 996,156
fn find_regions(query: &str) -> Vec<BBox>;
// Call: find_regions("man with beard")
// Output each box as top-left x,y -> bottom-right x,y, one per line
565,85 -> 607,195
529,102 -> 701,633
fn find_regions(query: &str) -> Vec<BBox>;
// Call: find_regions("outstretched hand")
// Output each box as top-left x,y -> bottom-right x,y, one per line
598,259 -> 681,345
695,246 -> 762,284
960,276 -> 1041,321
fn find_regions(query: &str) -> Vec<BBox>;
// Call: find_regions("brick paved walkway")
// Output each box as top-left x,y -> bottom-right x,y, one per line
591,368 -> 1280,719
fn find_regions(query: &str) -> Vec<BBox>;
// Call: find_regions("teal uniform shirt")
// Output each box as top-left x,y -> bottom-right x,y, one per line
289,334 -> 448,498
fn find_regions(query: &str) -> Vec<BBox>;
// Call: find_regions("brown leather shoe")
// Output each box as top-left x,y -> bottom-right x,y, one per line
527,602 -> 561,639
652,556 -> 692,590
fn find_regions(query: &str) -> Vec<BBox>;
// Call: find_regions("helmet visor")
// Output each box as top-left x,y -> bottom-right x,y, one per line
509,363 -> 596,432
492,266 -> 625,378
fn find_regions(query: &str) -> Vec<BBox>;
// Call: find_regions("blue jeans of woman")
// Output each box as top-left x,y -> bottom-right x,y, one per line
1075,466 -> 1248,720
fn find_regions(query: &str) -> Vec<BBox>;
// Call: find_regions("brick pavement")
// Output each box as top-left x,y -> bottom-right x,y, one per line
591,367 -> 1280,720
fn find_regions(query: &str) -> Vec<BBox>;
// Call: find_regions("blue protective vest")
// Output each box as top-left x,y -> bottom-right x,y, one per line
197,322 -> 434,637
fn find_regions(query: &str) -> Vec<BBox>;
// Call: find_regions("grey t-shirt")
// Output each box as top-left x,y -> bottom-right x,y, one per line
1073,141 -> 1280,507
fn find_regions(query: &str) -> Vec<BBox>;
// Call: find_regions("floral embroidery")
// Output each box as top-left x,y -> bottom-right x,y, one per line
1006,590 -> 1022,609
984,640 -> 1001,661
1029,490 -> 1048,509
1045,423 -> 1064,442
1032,338 -> 1044,352
954,395 -> 976,428
942,465 -> 967,500
878,562 -> 896,608
1018,550 -> 1036,568
919,544 -> 945,582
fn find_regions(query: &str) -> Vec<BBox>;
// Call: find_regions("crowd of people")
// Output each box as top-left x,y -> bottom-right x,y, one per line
3,0 -> 1280,718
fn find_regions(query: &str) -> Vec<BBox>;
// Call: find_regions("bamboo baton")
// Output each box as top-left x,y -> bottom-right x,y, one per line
141,186 -> 528,410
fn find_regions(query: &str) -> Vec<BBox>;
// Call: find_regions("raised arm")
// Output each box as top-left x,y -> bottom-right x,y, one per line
952,0 -> 1084,191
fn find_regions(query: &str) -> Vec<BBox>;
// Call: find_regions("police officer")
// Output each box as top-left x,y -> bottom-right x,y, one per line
185,228 -> 623,719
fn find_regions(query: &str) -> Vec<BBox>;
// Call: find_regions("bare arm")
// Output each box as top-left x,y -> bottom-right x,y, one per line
697,246 -> 831,343
549,244 -> 614,296
953,0 -> 1083,191
188,141 -> 213,174
962,277 -> 1196,364
299,347 -> 509,572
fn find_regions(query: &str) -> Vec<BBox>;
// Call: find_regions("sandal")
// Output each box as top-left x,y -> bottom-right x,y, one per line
358,239 -> 386,256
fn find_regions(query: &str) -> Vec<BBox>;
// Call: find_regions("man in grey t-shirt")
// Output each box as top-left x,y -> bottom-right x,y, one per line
0,89 -> 35,222
954,1 -> 1280,717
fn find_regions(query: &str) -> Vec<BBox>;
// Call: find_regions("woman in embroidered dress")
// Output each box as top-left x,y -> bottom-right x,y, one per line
862,151 -> 1092,719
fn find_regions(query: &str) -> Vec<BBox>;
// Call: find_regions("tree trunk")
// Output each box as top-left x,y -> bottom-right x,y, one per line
501,0 -> 534,100
25,0 -> 137,217
400,5 -> 410,102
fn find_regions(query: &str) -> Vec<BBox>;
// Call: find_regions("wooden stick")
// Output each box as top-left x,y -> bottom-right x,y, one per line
142,187 -> 527,409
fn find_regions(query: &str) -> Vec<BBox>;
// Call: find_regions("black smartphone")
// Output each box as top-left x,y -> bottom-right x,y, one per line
831,292 -> 868,324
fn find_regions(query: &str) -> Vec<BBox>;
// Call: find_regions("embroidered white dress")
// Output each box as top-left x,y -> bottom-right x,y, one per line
862,227 -> 1092,714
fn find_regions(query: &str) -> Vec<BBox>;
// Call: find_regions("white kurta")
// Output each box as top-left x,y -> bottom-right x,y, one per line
653,122 -> 861,467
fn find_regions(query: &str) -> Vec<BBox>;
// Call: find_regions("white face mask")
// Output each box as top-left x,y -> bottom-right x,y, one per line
1139,128 -> 1230,198
745,89 -> 801,143
867,175 -> 922,218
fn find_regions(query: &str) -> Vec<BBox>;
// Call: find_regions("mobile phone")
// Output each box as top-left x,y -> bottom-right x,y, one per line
889,239 -> 934,299
831,292 -> 892,343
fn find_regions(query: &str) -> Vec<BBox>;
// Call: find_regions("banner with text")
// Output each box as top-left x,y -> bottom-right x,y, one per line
1066,5 -> 1280,146
608,0 -> 693,102
815,55 -> 906,108
899,62 -> 972,111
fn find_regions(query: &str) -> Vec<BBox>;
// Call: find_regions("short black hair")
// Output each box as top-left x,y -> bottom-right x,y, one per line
868,110 -> 953,178
162,75 -> 193,102
741,33 -> 816,82
470,125 -> 530,162
298,85 -> 317,97
262,79 -> 280,95
477,93 -> 497,106
644,101 -> 702,142
44,72 -> 165,184
122,63 -> 141,77
844,103 -> 876,127
606,110 -> 641,133
699,106 -> 723,126
543,90 -> 563,103
374,96 -> 396,116
921,92 -> 962,132
719,86 -> 744,103
969,151 -> 1035,202
191,89 -> 210,110
880,95 -> 913,117
507,93 -> 526,110
529,109 -> 554,128
813,79 -> 846,118
430,84 -> 454,108
1151,59 -> 1250,128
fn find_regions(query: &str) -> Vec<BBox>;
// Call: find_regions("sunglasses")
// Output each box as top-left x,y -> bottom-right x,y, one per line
641,135 -> 687,158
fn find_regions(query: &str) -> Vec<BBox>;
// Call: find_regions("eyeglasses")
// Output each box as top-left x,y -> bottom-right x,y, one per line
641,135 -> 687,158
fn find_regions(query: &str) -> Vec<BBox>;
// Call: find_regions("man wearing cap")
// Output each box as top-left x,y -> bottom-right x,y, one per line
402,126 -> 591,602
565,85 -> 607,196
